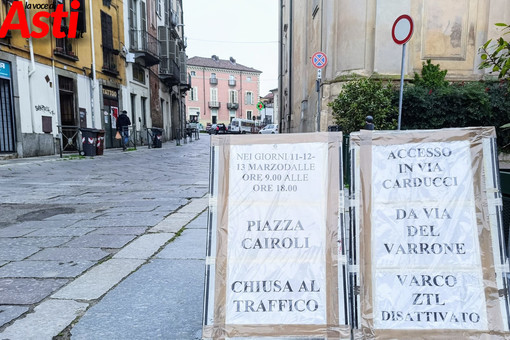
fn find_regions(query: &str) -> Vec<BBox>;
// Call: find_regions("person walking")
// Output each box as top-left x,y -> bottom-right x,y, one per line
117,110 -> 131,150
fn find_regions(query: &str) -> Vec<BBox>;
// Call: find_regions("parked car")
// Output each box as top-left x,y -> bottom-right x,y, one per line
205,123 -> 212,133
259,124 -> 279,134
208,123 -> 228,135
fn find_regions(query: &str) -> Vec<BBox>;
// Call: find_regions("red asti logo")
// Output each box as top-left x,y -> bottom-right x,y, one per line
0,0 -> 80,39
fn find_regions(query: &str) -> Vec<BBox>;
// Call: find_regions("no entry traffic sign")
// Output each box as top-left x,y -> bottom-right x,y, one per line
392,15 -> 414,45
312,51 -> 327,69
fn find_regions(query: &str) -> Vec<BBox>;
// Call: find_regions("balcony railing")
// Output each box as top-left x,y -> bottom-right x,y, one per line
102,47 -> 119,75
227,102 -> 239,110
129,29 -> 160,66
228,79 -> 236,86
54,37 -> 79,61
208,101 -> 221,109
209,77 -> 218,85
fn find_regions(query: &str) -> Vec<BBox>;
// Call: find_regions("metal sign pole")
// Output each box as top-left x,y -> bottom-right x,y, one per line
397,42 -> 406,130
317,69 -> 321,132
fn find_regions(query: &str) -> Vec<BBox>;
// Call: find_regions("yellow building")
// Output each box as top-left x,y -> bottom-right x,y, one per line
0,0 -> 126,156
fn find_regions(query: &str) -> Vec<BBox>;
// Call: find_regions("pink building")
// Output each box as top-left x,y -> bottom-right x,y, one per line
186,56 -> 262,126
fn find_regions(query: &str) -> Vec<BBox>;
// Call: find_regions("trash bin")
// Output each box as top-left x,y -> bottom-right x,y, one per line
150,128 -> 163,148
96,129 -> 105,155
80,128 -> 98,156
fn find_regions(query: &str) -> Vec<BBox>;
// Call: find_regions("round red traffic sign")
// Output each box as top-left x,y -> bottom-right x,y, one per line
392,15 -> 414,45
312,51 -> 327,69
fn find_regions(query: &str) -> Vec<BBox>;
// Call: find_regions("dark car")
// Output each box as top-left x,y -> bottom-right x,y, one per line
208,123 -> 228,135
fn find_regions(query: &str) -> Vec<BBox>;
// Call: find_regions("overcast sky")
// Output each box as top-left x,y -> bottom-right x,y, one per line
183,0 -> 279,96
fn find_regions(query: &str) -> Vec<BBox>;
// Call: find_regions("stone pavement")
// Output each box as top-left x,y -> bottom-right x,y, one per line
0,136 -> 211,339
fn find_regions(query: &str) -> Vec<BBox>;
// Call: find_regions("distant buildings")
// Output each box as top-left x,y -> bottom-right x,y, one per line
0,0 -> 189,157
186,56 -> 261,126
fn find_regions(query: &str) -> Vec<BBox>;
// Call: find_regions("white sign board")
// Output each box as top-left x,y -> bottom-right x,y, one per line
350,127 -> 510,339
371,141 -> 486,329
203,133 -> 349,339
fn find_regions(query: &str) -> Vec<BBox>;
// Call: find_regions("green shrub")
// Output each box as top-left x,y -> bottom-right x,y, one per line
400,81 -> 509,152
328,77 -> 398,135
413,59 -> 449,89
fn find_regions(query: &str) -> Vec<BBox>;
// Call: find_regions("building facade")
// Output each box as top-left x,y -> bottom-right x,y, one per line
186,56 -> 261,126
279,0 -> 510,133
0,0 -> 189,158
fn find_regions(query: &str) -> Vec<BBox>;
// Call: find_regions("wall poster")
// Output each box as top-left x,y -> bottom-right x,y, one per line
350,127 -> 510,339
202,133 -> 350,339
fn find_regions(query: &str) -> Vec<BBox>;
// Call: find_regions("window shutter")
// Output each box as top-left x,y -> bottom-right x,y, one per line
211,88 -> 217,102
165,0 -> 170,26
71,0 -> 86,33
168,37 -> 176,61
141,1 -> 146,30
158,26 -> 168,71
101,12 -> 113,49
179,51 -> 186,83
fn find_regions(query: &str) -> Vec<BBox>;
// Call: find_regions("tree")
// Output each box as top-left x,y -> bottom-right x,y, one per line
328,77 -> 397,135
479,23 -> 510,79
479,23 -> 510,151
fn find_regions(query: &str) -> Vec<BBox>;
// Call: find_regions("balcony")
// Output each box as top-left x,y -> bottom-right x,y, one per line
181,73 -> 192,92
228,79 -> 236,86
102,47 -> 119,75
208,101 -> 221,109
209,77 -> 218,85
227,102 -> 239,110
159,57 -> 180,86
129,29 -> 160,67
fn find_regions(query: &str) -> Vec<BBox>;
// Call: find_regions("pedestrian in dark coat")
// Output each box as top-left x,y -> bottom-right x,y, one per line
117,110 -> 131,150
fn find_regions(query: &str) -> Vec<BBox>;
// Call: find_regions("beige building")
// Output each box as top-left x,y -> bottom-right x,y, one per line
278,0 -> 510,133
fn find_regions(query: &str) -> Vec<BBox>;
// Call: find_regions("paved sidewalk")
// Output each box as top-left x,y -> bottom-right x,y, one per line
0,136 -> 210,339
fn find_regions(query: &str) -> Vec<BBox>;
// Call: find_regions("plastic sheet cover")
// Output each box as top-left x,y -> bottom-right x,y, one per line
202,133 -> 349,339
349,127 -> 510,339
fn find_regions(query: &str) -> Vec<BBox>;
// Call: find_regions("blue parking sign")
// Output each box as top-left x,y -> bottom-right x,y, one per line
0,61 -> 11,79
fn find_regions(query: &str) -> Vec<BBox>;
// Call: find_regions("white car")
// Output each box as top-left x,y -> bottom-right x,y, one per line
259,124 -> 279,134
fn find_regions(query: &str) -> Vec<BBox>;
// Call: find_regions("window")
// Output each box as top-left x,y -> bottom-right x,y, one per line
190,71 -> 196,76
132,63 -> 145,83
245,91 -> 254,105
247,76 -> 251,81
247,110 -> 252,120
190,87 -> 198,101
229,75 -> 235,81
211,73 -> 216,79
229,90 -> 238,104
210,88 -> 218,103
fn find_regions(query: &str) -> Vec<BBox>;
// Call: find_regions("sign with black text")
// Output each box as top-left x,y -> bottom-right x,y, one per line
202,133 -> 349,339
350,128 -> 510,339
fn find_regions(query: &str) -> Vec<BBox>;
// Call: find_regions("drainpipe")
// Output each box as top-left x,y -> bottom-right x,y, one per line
203,67 -> 206,121
88,0 -> 96,128
25,0 -> 36,133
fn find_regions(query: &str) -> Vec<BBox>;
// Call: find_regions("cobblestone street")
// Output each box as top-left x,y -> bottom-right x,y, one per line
0,137 -> 210,339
